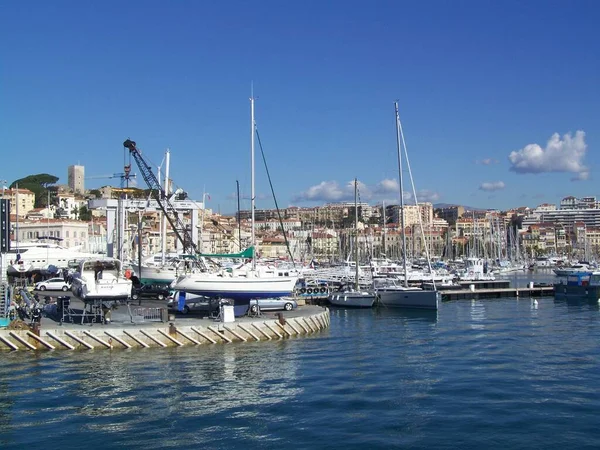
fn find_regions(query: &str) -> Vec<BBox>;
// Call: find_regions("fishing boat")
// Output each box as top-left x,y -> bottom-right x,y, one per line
374,102 -> 439,310
70,257 -> 133,303
328,179 -> 376,308
171,95 -> 298,314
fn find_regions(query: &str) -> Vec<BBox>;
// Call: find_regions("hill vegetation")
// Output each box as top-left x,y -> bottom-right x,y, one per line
10,173 -> 59,208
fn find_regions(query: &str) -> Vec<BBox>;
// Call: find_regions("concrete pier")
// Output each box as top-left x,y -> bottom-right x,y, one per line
0,303 -> 330,352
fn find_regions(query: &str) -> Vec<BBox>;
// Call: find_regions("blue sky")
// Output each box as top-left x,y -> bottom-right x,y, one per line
1,0 -> 598,214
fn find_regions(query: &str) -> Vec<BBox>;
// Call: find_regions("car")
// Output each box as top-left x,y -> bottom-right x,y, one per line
167,290 -> 213,315
35,277 -> 71,292
249,297 -> 298,313
131,283 -> 172,301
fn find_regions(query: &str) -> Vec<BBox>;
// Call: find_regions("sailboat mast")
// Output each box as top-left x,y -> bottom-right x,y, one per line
382,200 -> 386,257
394,101 -> 408,287
250,92 -> 256,270
354,178 -> 359,290
236,180 -> 242,251
161,148 -> 170,264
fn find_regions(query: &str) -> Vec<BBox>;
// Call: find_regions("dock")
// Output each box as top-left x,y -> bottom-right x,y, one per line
440,286 -> 554,301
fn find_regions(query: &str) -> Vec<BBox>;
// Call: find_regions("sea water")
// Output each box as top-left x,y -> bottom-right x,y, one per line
0,273 -> 599,449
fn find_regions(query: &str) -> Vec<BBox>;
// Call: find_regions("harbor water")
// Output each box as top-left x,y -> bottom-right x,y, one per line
1,272 -> 599,449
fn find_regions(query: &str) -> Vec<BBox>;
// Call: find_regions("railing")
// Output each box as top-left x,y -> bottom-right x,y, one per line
0,283 -> 9,323
129,307 -> 165,323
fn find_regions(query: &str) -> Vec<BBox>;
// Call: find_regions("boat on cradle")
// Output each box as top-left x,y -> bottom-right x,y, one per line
171,255 -> 299,301
129,252 -> 195,285
374,102 -> 439,310
553,271 -> 600,300
71,257 -> 133,304
171,95 -> 298,316
327,179 -> 377,308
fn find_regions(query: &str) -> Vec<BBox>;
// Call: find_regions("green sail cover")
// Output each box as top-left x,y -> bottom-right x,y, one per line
198,246 -> 254,259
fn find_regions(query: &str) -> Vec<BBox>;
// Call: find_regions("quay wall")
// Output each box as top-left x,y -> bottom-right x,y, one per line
0,308 -> 331,352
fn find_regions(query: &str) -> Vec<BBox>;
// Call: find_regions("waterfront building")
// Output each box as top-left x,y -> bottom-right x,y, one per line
436,205 -> 465,226
0,188 -> 35,217
15,219 -> 90,250
56,193 -> 87,219
387,203 -> 434,228
255,219 -> 302,232
559,195 -> 600,210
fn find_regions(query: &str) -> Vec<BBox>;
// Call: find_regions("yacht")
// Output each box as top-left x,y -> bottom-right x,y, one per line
71,257 -> 132,303
6,239 -> 98,276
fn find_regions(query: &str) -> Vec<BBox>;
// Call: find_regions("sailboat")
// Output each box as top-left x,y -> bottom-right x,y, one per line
374,102 -> 440,310
171,94 -> 299,315
328,179 -> 376,308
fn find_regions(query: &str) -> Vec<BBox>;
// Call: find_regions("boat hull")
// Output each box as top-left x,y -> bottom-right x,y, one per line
132,264 -> 178,285
328,292 -> 375,308
171,274 -> 298,302
376,288 -> 440,310
553,282 -> 600,300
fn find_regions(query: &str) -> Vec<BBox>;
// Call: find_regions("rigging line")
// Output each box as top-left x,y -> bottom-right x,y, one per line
254,126 -> 296,268
396,109 -> 435,287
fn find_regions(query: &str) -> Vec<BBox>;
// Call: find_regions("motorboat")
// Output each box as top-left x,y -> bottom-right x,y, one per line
6,240 -> 97,276
553,263 -> 592,277
71,257 -> 132,303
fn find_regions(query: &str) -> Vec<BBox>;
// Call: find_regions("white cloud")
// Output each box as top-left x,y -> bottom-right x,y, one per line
414,189 -> 440,203
292,179 -> 440,204
374,178 -> 399,195
508,130 -> 588,180
477,158 -> 499,165
479,181 -> 505,192
291,180 -> 354,203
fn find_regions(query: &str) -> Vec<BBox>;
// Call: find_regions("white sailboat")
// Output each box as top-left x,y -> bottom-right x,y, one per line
328,179 -> 376,308
171,94 -> 299,313
374,102 -> 439,310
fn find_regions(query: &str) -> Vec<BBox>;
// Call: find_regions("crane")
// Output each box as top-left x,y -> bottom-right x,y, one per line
123,139 -> 198,255
85,171 -> 136,187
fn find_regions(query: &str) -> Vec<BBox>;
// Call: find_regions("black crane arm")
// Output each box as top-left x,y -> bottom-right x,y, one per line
123,139 -> 197,255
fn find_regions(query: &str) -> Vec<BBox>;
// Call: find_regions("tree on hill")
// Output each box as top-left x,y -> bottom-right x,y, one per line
10,173 -> 60,208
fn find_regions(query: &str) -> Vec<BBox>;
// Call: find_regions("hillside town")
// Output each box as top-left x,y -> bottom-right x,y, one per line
2,165 -> 600,264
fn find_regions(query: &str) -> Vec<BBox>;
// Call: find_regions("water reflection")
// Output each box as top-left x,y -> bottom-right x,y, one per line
1,297 -> 599,450
469,299 -> 486,330
373,306 -> 438,324
0,342 -> 302,445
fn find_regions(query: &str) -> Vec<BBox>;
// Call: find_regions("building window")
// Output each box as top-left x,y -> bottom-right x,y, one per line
66,231 -> 69,238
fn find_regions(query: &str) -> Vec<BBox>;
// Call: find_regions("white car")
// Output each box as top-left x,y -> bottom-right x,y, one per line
35,277 -> 71,292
